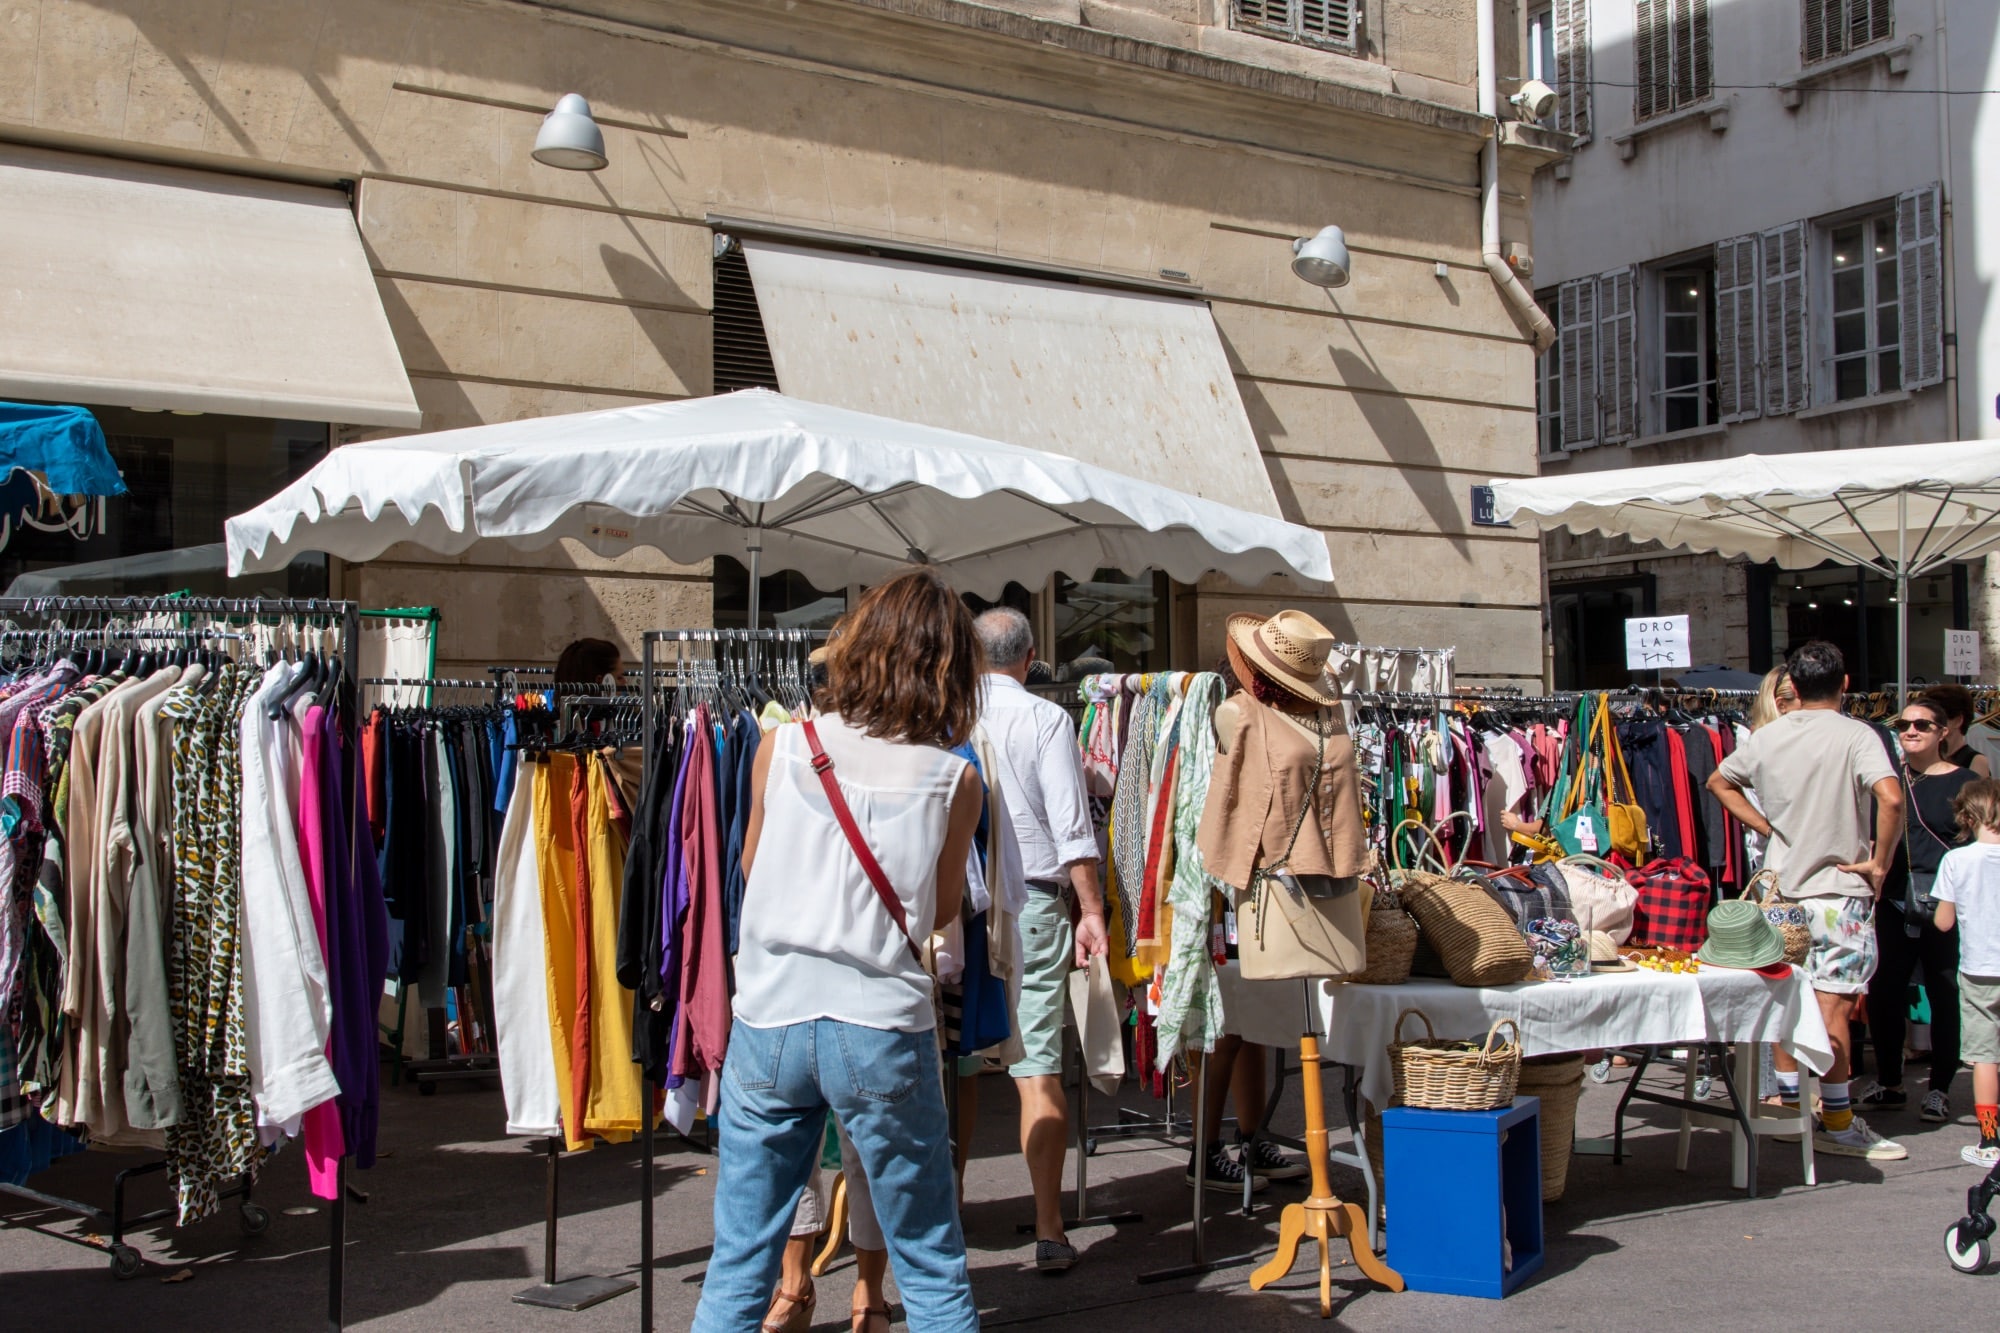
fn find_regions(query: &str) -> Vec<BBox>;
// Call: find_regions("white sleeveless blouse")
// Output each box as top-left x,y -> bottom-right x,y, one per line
732,714 -> 968,1033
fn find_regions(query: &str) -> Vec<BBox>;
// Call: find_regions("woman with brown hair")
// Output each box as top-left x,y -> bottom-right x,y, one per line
693,567 -> 985,1333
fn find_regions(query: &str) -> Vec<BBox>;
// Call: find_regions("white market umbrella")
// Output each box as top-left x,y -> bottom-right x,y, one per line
1488,439 -> 2000,700
227,389 -> 1332,621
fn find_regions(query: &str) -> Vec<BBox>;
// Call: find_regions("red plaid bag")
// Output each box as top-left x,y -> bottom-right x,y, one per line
1622,856 -> 1712,951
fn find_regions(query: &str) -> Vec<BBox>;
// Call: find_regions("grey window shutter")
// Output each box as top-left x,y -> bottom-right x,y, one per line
1297,0 -> 1358,48
1596,267 -> 1638,442
1559,277 -> 1600,448
1634,0 -> 1665,121
1898,182 -> 1945,390
1760,221 -> 1810,414
1676,0 -> 1712,104
1554,0 -> 1592,143
1714,234 -> 1762,423
1803,0 -> 1832,63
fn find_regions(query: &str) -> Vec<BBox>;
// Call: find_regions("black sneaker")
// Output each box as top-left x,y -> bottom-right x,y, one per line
1033,1237 -> 1077,1273
1921,1089 -> 1952,1124
1858,1083 -> 1907,1110
1186,1144 -> 1268,1194
1237,1134 -> 1309,1181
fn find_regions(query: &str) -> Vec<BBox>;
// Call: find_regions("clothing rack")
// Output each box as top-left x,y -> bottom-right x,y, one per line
0,595 -> 362,1331
635,627 -> 828,1333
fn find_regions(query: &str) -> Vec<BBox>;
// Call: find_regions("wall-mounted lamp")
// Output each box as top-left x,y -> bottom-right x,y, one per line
532,93 -> 608,171
1291,226 -> 1351,289
1509,79 -> 1558,120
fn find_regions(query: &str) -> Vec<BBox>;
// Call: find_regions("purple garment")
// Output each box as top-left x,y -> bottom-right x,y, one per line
658,715 -> 695,1090
321,706 -> 392,1167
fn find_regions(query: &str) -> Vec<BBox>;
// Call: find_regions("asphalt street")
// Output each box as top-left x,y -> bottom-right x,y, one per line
5,1053 -> 1997,1329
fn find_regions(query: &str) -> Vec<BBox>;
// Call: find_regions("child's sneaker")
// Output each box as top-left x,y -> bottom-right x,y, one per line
1962,1139 -> 2000,1168
1814,1115 -> 1908,1160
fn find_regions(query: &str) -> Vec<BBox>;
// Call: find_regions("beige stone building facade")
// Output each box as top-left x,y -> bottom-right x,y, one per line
0,0 -> 1557,684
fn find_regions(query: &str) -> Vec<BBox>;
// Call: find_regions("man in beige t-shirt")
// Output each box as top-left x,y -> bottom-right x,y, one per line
1710,640 -> 1905,1160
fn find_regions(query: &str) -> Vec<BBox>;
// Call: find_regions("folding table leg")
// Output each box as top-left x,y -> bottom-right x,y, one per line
1675,1057 -> 1698,1172
1798,1069 -> 1818,1186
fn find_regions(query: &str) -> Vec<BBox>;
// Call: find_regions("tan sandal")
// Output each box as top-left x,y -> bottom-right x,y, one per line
762,1285 -> 815,1333
852,1304 -> 891,1333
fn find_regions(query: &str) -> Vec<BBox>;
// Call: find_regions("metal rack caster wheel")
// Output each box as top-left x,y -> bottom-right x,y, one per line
109,1244 -> 144,1279
1588,1058 -> 1612,1084
1084,1137 -> 1098,1157
239,1202 -> 272,1236
1693,1076 -> 1714,1101
1945,1223 -> 1991,1274
418,1080 -> 437,1097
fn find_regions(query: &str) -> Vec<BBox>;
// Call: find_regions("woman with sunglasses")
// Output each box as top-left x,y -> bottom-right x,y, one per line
1864,699 -> 1977,1123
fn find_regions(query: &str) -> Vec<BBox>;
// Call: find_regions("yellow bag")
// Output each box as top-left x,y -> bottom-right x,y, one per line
1598,699 -> 1649,862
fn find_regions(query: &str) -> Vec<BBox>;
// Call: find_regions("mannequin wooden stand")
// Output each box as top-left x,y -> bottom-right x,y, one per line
1248,1022 -> 1403,1315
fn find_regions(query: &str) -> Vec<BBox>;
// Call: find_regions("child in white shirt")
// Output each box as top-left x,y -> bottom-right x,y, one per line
1933,779 -> 2000,1165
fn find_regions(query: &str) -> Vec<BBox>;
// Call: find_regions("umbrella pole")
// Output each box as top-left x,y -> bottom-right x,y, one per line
1898,491 -> 1908,708
747,540 -> 761,631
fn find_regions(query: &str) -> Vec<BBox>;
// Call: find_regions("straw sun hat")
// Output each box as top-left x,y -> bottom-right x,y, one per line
1224,610 -> 1341,707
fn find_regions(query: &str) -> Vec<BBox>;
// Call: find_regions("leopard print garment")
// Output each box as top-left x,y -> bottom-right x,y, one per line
163,666 -> 266,1223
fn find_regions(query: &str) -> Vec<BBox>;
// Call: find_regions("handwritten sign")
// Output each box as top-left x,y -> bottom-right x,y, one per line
1946,629 -> 1981,677
1625,615 -> 1691,671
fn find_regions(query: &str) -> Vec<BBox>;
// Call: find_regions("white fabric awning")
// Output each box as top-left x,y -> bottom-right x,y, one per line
225,389 -> 1333,594
738,239 -> 1283,518
0,145 -> 421,428
1489,440 -> 2000,576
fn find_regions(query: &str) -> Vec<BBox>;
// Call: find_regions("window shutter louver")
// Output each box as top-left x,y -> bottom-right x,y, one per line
1554,0 -> 1592,142
1559,277 -> 1600,449
1803,0 -> 1832,64
1805,0 -> 1892,65
1596,267 -> 1638,442
1682,0 -> 1712,103
1231,0 -> 1357,50
1898,182 -> 1946,390
1714,234 -> 1763,423
1634,0 -> 1665,121
712,244 -> 781,394
1297,0 -> 1357,47
1760,221 -> 1810,414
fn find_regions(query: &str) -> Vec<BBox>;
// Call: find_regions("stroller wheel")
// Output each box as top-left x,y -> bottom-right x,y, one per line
1944,1222 -> 1991,1274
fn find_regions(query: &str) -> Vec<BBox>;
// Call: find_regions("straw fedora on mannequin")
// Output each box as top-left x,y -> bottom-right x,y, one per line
1225,610 -> 1341,707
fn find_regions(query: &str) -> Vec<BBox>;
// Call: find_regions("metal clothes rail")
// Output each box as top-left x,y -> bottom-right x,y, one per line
635,627 -> 826,1333
0,596 -> 361,1333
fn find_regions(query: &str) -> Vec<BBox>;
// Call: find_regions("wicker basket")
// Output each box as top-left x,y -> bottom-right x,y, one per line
1517,1054 -> 1586,1200
1350,882 -> 1419,986
1395,871 -> 1535,987
1743,869 -> 1809,966
1388,1009 -> 1522,1111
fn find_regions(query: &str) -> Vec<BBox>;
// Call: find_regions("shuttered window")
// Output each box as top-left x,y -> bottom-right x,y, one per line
1897,183 -> 1945,390
1802,0 -> 1892,66
1230,0 -> 1360,52
712,239 -> 780,395
1558,277 -> 1599,449
1760,220 -> 1810,414
1536,288 -> 1563,453
1634,0 -> 1712,122
1655,265 -> 1716,433
1597,267 -> 1638,443
1553,0 -> 1592,142
1714,234 -> 1762,423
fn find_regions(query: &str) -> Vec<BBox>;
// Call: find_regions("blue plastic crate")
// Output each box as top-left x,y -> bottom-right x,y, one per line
1382,1097 -> 1545,1298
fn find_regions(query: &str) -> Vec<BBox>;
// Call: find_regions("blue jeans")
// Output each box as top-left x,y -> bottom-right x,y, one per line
691,1018 -> 978,1332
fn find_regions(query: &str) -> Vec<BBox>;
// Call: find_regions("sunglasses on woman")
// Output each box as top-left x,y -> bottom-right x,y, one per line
1892,718 -> 1941,733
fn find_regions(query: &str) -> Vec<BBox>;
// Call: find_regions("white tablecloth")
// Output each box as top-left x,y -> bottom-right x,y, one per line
1322,967 -> 1835,1112
1214,960 -> 1325,1048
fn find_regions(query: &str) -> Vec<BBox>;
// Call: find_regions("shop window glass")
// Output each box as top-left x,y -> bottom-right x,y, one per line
1551,576 -> 1655,690
1767,561 -> 1963,690
1052,569 -> 1167,677
0,404 -> 328,599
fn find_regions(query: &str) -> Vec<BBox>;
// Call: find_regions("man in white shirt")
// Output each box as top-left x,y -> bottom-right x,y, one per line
972,608 -> 1108,1273
1709,639 -> 1906,1161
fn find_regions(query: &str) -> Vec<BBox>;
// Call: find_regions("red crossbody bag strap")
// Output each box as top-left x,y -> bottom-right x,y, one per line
801,720 -> 922,963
